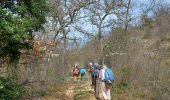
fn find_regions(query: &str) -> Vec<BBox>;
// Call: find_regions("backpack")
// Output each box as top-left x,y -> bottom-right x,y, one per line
80,68 -> 86,75
92,66 -> 100,77
73,68 -> 79,75
104,68 -> 115,84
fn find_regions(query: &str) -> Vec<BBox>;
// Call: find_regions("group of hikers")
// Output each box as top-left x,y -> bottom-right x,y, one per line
72,64 -> 87,81
72,62 -> 115,100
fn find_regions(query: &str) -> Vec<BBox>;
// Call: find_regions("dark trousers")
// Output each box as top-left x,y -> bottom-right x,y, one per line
92,76 -> 100,99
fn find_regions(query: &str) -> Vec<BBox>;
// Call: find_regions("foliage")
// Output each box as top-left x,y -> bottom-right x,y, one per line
0,0 -> 49,64
0,76 -> 25,100
111,84 -> 146,100
153,59 -> 170,100
142,32 -> 151,39
110,65 -> 144,100
141,15 -> 154,39
119,64 -> 133,90
103,28 -> 127,56
141,15 -> 154,29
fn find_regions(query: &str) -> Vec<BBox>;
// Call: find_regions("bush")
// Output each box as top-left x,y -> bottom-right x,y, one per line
0,77 -> 25,100
119,64 -> 133,90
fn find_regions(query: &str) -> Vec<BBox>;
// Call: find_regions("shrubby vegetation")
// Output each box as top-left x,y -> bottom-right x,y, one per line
0,0 -> 49,63
0,0 -> 49,98
0,77 -> 25,99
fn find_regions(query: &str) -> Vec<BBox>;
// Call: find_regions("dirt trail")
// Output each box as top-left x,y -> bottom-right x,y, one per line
64,83 -> 75,99
73,81 -> 96,100
40,78 -> 96,100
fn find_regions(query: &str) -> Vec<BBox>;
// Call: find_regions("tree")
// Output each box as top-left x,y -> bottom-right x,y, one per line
49,0 -> 97,77
75,0 -> 125,62
0,0 -> 49,76
0,0 -> 49,99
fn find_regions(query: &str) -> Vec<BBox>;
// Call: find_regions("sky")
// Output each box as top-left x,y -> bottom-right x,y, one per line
71,0 -> 170,47
41,0 -> 170,48
74,0 -> 170,36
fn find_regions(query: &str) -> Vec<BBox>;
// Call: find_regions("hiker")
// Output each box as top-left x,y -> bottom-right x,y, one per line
84,63 -> 92,82
89,63 -> 95,88
89,62 -> 100,99
79,67 -> 87,80
73,64 -> 79,81
99,63 -> 115,100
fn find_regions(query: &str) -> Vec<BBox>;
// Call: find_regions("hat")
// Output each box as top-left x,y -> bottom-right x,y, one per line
94,63 -> 99,66
89,63 -> 93,66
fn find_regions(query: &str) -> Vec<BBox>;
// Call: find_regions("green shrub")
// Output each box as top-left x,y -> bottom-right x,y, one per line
119,64 -> 133,90
0,77 -> 25,100
143,32 -> 151,39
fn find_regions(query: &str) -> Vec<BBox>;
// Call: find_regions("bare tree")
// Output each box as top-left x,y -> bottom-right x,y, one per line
49,0 -> 98,77
74,0 -> 126,62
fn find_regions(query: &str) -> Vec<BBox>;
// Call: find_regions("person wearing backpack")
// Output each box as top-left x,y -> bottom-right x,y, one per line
79,67 -> 87,81
89,63 -> 94,87
73,64 -> 79,81
99,63 -> 115,100
90,63 -> 100,99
